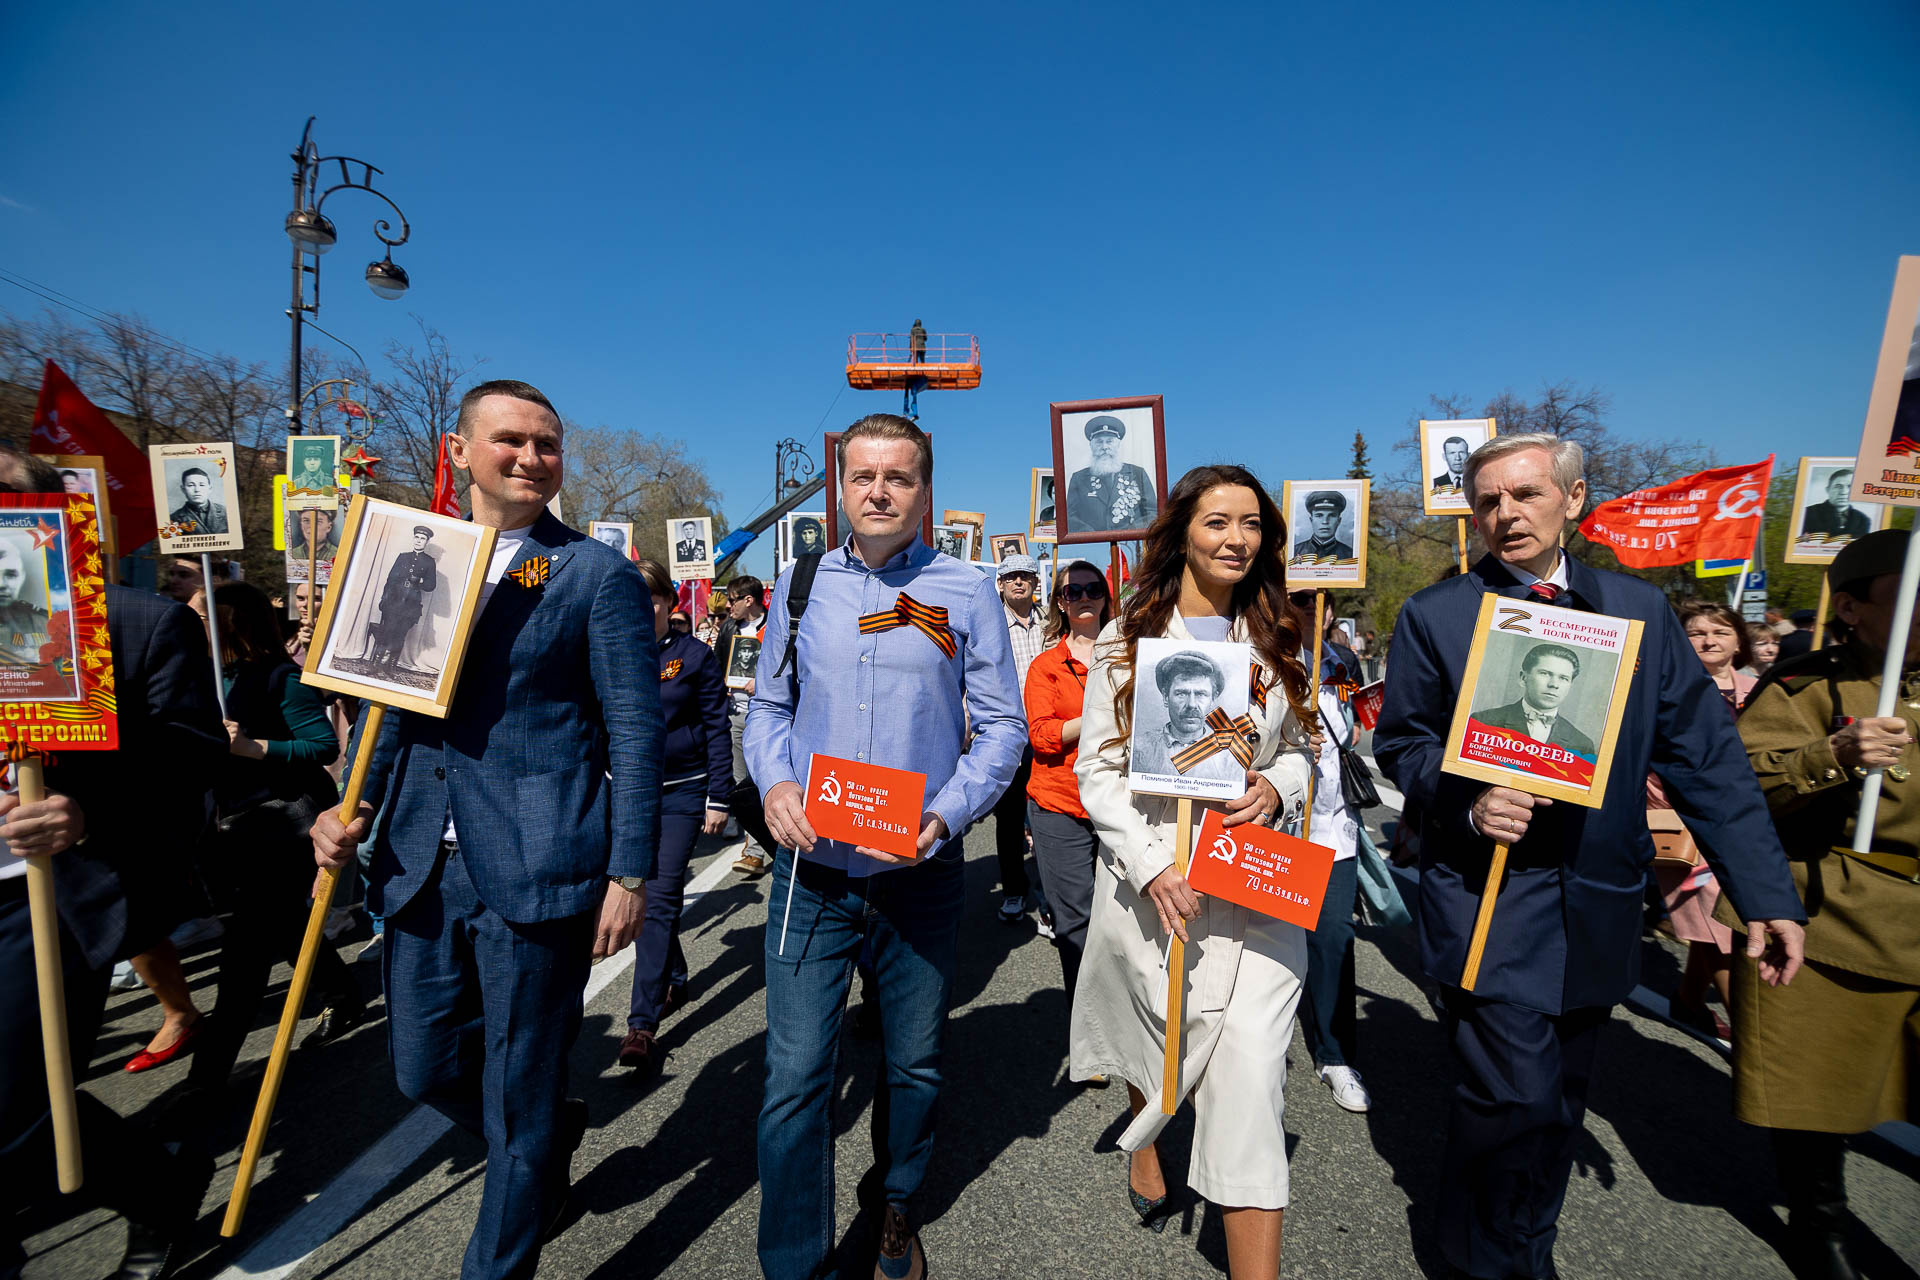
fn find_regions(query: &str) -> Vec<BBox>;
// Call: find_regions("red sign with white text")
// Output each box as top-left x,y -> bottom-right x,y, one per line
1184,808 -> 1335,929
804,753 -> 927,860
1353,681 -> 1384,731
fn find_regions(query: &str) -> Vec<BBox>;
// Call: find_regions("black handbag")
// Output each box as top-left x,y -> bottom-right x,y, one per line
1337,746 -> 1382,811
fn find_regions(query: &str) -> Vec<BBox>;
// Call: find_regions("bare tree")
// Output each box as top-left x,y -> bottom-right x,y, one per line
365,319 -> 484,503
564,423 -> 728,563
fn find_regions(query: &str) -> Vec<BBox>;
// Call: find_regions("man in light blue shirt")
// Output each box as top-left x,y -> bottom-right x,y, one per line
745,413 -> 1024,1280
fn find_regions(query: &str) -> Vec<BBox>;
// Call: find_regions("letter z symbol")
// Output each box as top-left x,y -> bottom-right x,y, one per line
1496,606 -> 1533,633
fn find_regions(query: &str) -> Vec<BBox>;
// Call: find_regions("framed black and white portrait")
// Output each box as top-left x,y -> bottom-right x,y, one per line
304,497 -> 494,717
285,435 -> 340,511
725,634 -> 762,690
1127,635 -> 1255,801
930,524 -> 974,561
589,521 -> 634,558
1784,456 -> 1888,564
1029,468 -> 1056,543
990,533 -> 1028,563
1282,478 -> 1370,589
284,500 -> 346,585
1419,418 -> 1497,516
667,516 -> 714,580
148,441 -> 244,554
1050,395 -> 1168,545
35,454 -> 115,566
779,512 -> 829,568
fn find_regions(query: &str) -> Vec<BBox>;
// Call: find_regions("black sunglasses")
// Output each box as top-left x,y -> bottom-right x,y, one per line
1058,582 -> 1109,602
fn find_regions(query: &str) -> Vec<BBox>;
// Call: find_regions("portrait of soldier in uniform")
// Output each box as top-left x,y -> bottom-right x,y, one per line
0,532 -> 52,667
1066,414 -> 1157,534
675,520 -> 707,563
367,525 -> 437,672
1130,648 -> 1244,784
288,507 -> 341,560
1475,641 -> 1598,758
792,515 -> 826,556
1800,467 -> 1870,539
1293,489 -> 1355,561
169,466 -> 229,535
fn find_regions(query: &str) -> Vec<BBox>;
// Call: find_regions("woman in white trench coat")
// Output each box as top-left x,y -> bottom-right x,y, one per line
1070,465 -> 1317,1278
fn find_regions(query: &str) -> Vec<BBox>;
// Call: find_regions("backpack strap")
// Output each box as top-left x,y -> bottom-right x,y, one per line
773,552 -> 823,680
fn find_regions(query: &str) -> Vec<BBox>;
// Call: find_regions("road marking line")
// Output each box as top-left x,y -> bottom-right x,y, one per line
214,844 -> 745,1280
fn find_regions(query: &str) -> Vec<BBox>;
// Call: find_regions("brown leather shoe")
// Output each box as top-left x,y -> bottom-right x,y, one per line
874,1204 -> 926,1280
617,1028 -> 659,1075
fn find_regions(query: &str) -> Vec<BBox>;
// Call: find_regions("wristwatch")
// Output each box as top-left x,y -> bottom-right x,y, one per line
610,876 -> 645,892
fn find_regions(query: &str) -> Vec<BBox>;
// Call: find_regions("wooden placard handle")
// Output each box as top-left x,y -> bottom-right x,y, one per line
223,702 -> 386,1237
1455,517 -> 1470,575
1303,591 -> 1324,845
1161,796 -> 1194,1115
1811,576 -> 1830,651
20,758 -> 82,1193
1460,840 -> 1511,992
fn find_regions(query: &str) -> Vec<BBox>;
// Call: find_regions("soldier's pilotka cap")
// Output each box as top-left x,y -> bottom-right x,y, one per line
1304,490 -> 1346,515
1828,527 -> 1905,595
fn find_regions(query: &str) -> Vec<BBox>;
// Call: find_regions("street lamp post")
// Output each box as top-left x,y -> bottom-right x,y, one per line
284,116 -> 413,435
774,436 -> 815,504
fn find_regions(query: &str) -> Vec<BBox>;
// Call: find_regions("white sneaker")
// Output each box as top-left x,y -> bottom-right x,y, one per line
109,960 -> 143,992
1319,1065 -> 1371,1112
1035,911 -> 1056,941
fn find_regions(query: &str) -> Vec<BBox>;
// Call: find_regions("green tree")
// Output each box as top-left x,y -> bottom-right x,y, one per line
1348,431 -> 1371,480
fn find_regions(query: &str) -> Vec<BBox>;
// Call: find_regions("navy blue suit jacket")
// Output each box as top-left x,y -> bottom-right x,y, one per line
1374,554 -> 1805,1013
349,515 -> 662,925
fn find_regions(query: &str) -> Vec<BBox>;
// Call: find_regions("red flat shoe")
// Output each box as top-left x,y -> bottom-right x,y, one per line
124,1019 -> 200,1073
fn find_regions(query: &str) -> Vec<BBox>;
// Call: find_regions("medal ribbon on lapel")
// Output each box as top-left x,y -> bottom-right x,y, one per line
661,659 -> 682,681
1171,706 -> 1257,774
857,592 -> 957,658
506,555 -> 551,589
1250,664 -> 1272,712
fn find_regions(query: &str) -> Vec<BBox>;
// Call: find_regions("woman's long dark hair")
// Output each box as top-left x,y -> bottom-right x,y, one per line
1104,464 -> 1313,749
1043,559 -> 1112,644
213,582 -> 291,667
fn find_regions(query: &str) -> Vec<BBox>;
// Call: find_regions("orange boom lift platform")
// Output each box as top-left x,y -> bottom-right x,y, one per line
845,331 -> 981,419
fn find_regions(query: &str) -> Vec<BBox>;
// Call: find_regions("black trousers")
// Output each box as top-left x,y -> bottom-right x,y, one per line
990,748 -> 1033,899
1437,988 -> 1609,1279
0,882 -> 181,1279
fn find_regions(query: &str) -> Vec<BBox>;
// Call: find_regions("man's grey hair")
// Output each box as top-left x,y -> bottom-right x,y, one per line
1463,432 -> 1586,509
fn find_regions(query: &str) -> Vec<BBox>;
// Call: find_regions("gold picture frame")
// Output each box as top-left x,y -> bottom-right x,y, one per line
1849,255 -> 1920,508
1440,592 -> 1644,809
33,454 -> 116,569
1028,468 -> 1056,543
1419,419 -> 1497,517
1784,455 -> 1888,565
301,495 -> 496,718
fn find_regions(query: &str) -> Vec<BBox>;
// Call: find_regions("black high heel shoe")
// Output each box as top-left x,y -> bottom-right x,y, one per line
1126,1160 -> 1172,1234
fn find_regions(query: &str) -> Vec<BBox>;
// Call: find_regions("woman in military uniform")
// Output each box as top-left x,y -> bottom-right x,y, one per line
1724,528 -> 1920,1280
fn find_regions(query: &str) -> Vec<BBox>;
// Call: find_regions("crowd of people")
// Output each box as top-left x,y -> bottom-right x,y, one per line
0,390 -> 1912,1280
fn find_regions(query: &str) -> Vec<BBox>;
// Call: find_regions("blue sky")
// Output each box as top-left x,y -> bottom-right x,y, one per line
3,1 -> 1916,579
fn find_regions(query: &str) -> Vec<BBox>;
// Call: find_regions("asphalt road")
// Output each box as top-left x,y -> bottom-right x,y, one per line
18,765 -> 1920,1279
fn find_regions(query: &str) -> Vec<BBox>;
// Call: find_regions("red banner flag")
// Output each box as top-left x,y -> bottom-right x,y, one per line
30,360 -> 157,551
429,433 -> 461,518
1576,457 -> 1773,568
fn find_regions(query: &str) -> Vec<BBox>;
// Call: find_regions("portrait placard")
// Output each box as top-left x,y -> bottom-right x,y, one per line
803,753 -> 927,860
1849,255 -> 1920,507
1185,809 -> 1334,930
822,431 -> 936,547
667,516 -> 714,580
1282,479 -> 1370,588
725,634 -> 762,690
779,512 -> 828,567
0,494 -> 114,749
1127,635 -> 1255,801
148,441 -> 244,553
34,455 -> 116,569
1420,419 -> 1497,516
283,497 -> 347,585
1785,455 -> 1888,564
930,524 -> 974,561
589,521 -> 634,558
989,533 -> 1028,562
303,496 -> 495,718
1441,593 -> 1644,808
1029,468 -> 1057,543
285,435 -> 341,512
1050,395 -> 1168,544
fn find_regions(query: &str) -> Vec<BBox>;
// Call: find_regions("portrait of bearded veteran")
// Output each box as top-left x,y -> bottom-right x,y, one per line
1066,414 -> 1156,533
0,532 -> 51,664
1131,649 -> 1242,782
1476,641 -> 1598,758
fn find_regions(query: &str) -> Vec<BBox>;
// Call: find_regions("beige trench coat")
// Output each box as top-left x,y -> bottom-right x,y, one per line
1068,611 -> 1313,1153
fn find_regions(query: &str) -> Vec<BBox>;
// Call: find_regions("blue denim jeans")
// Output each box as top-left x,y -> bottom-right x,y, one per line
757,845 -> 964,1280
1301,854 -> 1359,1068
627,785 -> 703,1032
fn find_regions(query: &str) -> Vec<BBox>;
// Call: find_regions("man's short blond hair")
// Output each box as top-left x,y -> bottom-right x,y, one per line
1464,432 -> 1586,509
837,414 -> 932,484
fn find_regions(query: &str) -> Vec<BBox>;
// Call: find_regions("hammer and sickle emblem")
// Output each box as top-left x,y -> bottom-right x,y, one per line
1207,834 -> 1238,864
1716,484 -> 1764,521
818,771 -> 843,805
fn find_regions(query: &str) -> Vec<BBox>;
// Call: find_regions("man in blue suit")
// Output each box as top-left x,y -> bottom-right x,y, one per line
314,380 -> 660,1280
1374,432 -> 1807,1280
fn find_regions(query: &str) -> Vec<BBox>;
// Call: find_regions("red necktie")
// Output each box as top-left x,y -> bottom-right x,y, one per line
1528,581 -> 1562,604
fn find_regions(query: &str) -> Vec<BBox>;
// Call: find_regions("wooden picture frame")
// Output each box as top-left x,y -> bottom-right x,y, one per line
1050,395 -> 1169,545
1420,419 -> 1497,517
1785,456 -> 1888,564
33,454 -> 116,570
302,495 -> 496,718
990,532 -> 1029,562
1029,467 -> 1056,543
822,430 -> 936,547
1850,255 -> 1920,508
1440,592 -> 1644,808
1282,478 -> 1370,589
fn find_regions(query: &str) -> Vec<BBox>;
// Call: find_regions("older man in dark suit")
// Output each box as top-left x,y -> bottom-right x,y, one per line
315,381 -> 661,1280
1800,468 -> 1869,539
0,448 -> 226,1280
1374,432 -> 1807,1280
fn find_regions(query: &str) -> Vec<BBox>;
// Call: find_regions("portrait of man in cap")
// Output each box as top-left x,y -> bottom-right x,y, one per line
368,524 -> 437,672
1066,413 -> 1157,534
0,530 -> 53,667
791,514 -> 826,556
1130,647 -> 1244,784
1294,489 -> 1355,560
1474,641 -> 1598,759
